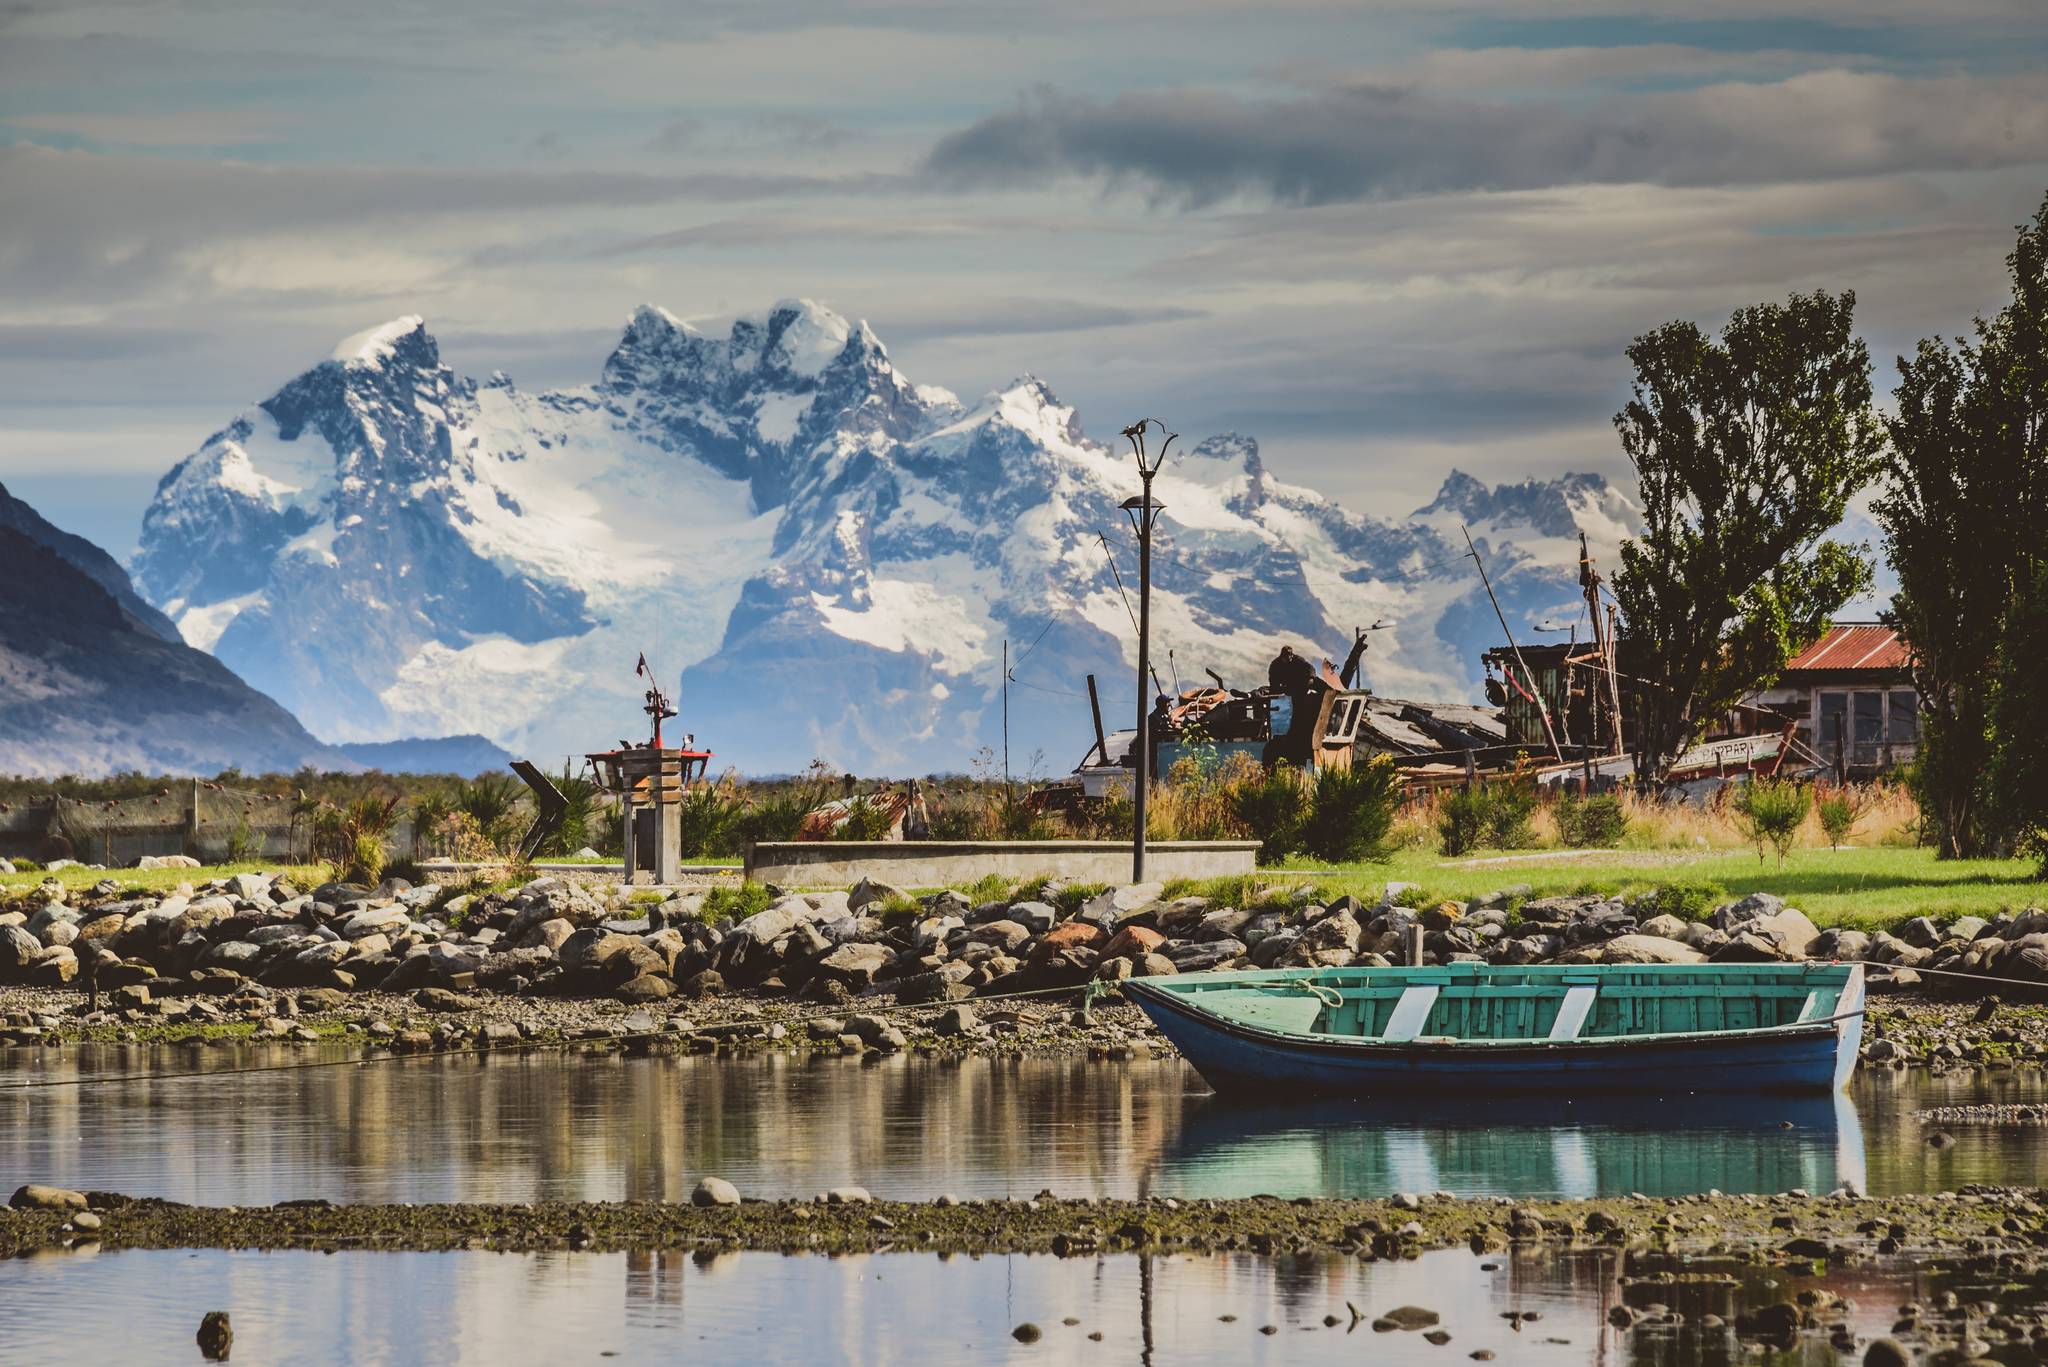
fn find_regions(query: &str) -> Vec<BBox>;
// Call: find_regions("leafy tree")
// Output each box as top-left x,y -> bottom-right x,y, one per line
1815,787 -> 1861,849
1733,777 -> 1811,867
1613,290 -> 1882,784
1878,192 -> 2048,858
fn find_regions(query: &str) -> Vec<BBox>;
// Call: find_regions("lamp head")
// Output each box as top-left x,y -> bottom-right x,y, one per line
1121,417 -> 1177,475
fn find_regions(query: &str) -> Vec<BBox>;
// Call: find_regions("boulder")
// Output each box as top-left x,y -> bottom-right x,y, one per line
812,942 -> 893,989
1008,902 -> 1057,935
969,920 -> 1033,953
10,1184 -> 86,1211
615,973 -> 675,1004
0,923 -> 41,972
1135,953 -> 1179,977
847,881 -> 913,914
1101,925 -> 1167,961
337,905 -> 409,940
1714,892 -> 1787,930
1599,934 -> 1707,965
691,1177 -> 741,1207
1711,932 -> 1787,964
1639,914 -> 1690,940
228,872 -> 273,902
1749,907 -> 1821,958
932,1004 -> 984,1037
1030,921 -> 1107,965
1300,910 -> 1363,954
30,946 -> 78,985
1163,938 -> 1248,973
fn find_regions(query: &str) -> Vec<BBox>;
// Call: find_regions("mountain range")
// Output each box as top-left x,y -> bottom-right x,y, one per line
0,480 -> 350,778
128,300 -> 1641,776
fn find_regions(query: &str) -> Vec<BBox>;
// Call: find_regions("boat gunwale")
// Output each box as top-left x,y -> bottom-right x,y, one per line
1124,964 -> 1863,1055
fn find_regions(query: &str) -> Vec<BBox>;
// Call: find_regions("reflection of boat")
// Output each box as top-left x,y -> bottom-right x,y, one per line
1126,963 -> 1865,1097
1153,1090 -> 1865,1199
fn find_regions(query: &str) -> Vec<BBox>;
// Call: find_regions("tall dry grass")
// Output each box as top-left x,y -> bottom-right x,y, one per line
1394,779 -> 1920,857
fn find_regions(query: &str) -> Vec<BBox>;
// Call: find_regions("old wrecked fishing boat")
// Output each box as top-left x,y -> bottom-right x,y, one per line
1125,963 -> 1864,1097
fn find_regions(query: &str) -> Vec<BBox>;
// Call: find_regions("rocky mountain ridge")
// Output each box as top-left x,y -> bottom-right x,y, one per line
133,301 -> 1641,773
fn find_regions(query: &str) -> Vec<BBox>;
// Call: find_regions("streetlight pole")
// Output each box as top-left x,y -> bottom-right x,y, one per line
1120,418 -> 1175,883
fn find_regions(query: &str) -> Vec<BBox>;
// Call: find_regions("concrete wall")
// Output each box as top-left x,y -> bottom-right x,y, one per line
744,840 -> 1260,889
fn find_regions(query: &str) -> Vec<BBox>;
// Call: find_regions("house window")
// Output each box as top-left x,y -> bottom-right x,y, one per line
1323,696 -> 1364,745
1816,687 -> 1919,768
1818,693 -> 1846,764
1889,691 -> 1919,744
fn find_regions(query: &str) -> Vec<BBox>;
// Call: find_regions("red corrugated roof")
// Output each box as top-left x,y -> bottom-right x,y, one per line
1784,624 -> 1908,673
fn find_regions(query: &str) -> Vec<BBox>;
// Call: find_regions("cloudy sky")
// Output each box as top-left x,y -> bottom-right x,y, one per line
2,0 -> 2044,557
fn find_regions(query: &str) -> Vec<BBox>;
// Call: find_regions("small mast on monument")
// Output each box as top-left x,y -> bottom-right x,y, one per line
586,651 -> 712,886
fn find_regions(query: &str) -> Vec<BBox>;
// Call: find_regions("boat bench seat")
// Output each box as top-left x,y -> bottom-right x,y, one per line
1547,985 -> 1599,1041
1381,985 -> 1440,1041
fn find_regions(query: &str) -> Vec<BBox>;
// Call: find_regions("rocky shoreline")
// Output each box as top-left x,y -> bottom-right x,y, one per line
3,1182 -> 2037,1262
4,867 -> 2046,1067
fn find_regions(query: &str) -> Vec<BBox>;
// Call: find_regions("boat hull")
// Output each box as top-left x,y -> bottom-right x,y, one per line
1128,970 -> 1860,1098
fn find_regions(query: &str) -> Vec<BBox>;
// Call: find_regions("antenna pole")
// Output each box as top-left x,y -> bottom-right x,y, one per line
1465,524 -> 1564,763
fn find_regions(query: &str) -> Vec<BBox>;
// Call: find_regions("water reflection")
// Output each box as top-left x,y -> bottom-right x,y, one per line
0,1242 -> 1944,1367
1158,1090 -> 1867,1199
2,1045 -> 2045,1205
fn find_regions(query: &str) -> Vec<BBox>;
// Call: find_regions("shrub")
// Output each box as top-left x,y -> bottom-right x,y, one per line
678,782 -> 741,859
702,882 -> 774,923
1734,777 -> 1812,866
1298,755 -> 1401,863
430,811 -> 497,864
1630,879 -> 1727,923
839,796 -> 897,841
1437,786 -> 1490,856
926,799 -> 986,841
455,774 -> 524,851
222,818 -> 260,864
1556,793 -> 1629,848
409,789 -> 456,859
1816,788 -> 1861,848
1228,763 -> 1308,864
1483,777 -> 1538,849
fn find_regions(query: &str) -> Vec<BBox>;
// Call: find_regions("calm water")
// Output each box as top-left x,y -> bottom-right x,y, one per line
0,1046 -> 2042,1205
0,1243 -> 1932,1367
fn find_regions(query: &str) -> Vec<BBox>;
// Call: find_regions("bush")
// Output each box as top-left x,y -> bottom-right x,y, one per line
1630,879 -> 1727,923
677,783 -> 740,859
702,883 -> 773,923
1297,756 -> 1401,863
1556,793 -> 1629,848
839,796 -> 897,841
1734,777 -> 1812,866
1437,785 -> 1490,857
1816,788 -> 1861,848
1228,763 -> 1308,864
1483,777 -> 1538,849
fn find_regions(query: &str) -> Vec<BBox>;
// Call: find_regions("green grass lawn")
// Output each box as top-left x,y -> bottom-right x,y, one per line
1268,845 -> 2045,930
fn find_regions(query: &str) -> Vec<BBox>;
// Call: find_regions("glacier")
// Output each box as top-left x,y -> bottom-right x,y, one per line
133,299 -> 1640,775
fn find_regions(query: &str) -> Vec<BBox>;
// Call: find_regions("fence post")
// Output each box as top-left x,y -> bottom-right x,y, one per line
185,779 -> 199,856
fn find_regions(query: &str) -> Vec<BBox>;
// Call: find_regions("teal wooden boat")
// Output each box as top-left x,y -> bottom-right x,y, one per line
1124,963 -> 1864,1097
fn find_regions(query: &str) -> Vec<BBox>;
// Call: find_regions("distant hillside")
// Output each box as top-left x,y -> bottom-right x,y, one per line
0,513 -> 354,778
1,480 -> 180,642
334,733 -> 514,777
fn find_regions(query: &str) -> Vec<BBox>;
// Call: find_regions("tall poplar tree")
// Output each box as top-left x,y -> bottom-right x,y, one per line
1613,290 -> 1881,785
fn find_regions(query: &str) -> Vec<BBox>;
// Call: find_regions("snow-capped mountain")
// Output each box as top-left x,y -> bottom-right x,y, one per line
134,301 -> 1640,774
